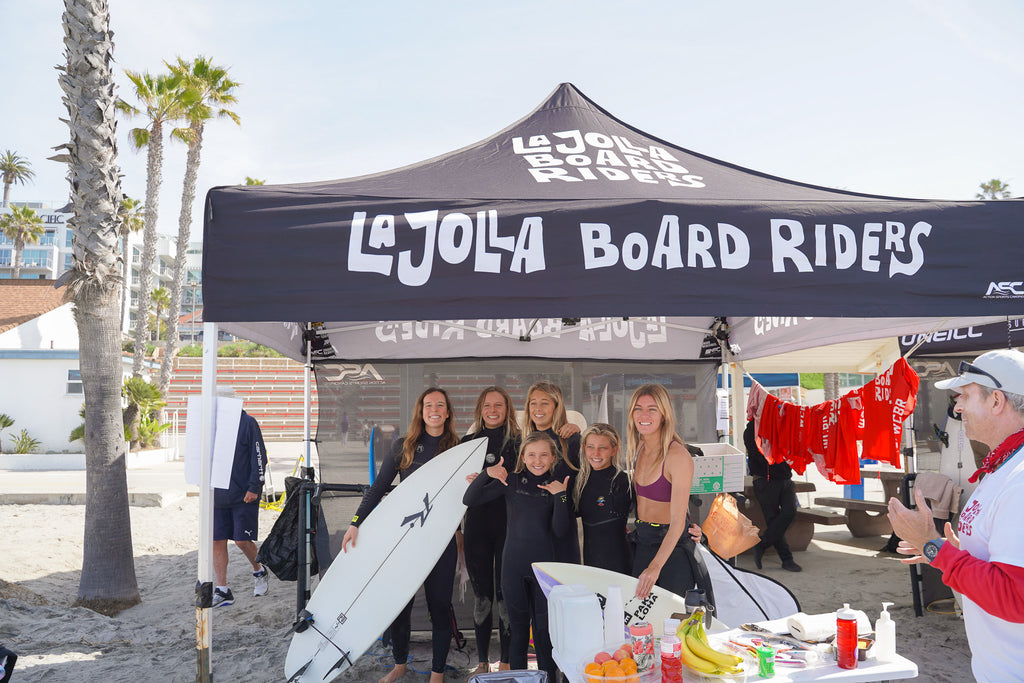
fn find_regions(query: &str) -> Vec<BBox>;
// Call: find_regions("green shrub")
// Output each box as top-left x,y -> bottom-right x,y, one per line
10,429 -> 41,454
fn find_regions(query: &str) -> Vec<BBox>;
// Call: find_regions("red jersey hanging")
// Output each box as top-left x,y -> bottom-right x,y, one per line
860,357 -> 919,467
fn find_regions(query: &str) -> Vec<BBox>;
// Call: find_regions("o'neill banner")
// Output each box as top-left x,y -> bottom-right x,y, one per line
900,318 -> 1024,356
203,83 -> 1024,326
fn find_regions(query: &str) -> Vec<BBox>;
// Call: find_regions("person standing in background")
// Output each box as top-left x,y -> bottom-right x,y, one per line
744,418 -> 802,572
212,385 -> 270,607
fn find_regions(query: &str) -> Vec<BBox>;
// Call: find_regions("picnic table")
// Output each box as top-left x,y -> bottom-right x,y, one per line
812,469 -> 907,537
739,476 -> 846,552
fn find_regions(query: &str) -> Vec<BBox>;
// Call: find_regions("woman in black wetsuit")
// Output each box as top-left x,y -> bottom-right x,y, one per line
574,423 -> 633,574
522,381 -> 581,563
342,387 -> 459,683
463,431 -> 572,683
461,386 -> 519,675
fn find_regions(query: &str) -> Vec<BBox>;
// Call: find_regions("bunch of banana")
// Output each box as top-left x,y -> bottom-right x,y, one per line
676,609 -> 744,676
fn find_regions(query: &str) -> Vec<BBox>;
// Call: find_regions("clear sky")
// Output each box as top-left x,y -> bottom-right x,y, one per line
3,1 -> 1022,237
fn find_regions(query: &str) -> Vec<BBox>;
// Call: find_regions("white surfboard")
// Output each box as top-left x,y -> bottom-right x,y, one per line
285,437 -> 487,682
531,562 -> 728,638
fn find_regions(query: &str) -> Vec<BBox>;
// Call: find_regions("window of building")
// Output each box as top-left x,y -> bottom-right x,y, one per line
65,229 -> 74,247
67,369 -> 83,395
64,254 -> 73,271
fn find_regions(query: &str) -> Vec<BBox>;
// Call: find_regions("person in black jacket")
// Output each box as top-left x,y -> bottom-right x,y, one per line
212,386 -> 269,607
522,381 -> 582,564
745,419 -> 801,572
461,386 -> 520,675
463,431 -> 572,682
342,387 -> 460,683
574,423 -> 633,574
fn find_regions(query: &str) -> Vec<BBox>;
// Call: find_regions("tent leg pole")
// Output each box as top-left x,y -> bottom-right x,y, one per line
297,324 -> 313,615
196,322 -> 218,683
725,349 -> 746,449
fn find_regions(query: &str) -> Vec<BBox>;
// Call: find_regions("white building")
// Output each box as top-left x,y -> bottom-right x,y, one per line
0,279 -> 86,453
0,201 -> 203,339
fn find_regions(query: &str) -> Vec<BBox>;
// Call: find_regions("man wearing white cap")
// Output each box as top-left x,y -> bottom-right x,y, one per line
888,349 -> 1024,682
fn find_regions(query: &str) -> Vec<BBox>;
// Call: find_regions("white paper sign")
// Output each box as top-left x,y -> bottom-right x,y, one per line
716,389 -> 730,431
184,395 -> 243,489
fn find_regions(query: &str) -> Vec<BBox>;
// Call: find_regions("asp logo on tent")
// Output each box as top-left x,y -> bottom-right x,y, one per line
321,363 -> 386,385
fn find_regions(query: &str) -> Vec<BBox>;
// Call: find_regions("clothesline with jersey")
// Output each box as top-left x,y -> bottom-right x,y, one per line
745,358 -> 921,486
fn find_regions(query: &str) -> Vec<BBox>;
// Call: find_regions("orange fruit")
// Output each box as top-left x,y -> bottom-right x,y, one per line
620,659 -> 637,674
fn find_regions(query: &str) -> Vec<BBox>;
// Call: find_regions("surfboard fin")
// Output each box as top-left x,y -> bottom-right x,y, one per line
286,660 -> 312,682
323,650 -> 354,679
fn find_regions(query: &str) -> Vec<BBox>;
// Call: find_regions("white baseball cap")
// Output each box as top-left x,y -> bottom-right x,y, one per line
935,349 -> 1024,396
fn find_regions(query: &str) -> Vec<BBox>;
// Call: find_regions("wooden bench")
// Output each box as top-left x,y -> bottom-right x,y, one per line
814,496 -> 892,537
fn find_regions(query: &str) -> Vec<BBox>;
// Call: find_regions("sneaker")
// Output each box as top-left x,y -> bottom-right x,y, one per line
212,587 -> 234,607
253,565 -> 269,597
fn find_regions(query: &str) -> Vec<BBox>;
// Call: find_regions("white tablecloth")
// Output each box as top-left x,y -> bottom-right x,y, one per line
553,616 -> 918,682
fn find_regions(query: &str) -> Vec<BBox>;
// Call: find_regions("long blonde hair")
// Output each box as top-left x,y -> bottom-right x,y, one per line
469,386 -> 521,441
625,384 -> 685,475
514,431 -> 558,474
399,387 -> 459,470
522,382 -> 576,471
574,423 -> 627,505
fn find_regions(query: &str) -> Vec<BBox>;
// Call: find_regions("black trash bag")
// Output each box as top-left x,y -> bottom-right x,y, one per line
256,476 -> 319,581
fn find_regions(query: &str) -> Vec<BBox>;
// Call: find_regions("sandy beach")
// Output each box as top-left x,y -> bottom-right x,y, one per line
1,486 -> 970,682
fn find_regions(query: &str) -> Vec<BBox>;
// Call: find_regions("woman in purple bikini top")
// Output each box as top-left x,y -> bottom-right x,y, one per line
626,384 -> 702,601
633,457 -> 672,502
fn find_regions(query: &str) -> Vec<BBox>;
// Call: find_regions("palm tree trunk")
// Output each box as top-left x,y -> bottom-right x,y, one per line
76,284 -> 140,608
159,122 -> 203,400
120,231 -> 129,330
132,120 -> 164,376
2,183 -> 10,208
59,0 -> 140,613
12,237 -> 23,280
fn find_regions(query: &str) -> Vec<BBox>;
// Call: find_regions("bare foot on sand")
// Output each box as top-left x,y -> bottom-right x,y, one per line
429,672 -> 445,683
379,664 -> 407,683
497,662 -> 511,671
473,662 -> 490,675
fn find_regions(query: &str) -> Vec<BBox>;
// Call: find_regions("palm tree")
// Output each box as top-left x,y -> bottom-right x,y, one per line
0,413 -> 13,454
116,69 -> 196,376
56,0 -> 140,613
158,56 -> 240,399
244,176 -> 264,185
150,285 -> 170,340
0,150 -> 34,208
0,205 -> 45,279
116,195 -> 144,328
976,178 -> 1012,200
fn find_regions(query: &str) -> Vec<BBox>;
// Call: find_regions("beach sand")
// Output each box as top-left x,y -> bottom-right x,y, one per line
1,496 -> 970,682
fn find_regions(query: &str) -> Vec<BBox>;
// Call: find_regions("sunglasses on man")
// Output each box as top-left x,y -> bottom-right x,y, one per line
958,360 -> 1002,389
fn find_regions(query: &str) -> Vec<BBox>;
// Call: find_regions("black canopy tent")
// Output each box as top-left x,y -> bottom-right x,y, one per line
203,82 -> 1023,328
194,83 -> 1021,650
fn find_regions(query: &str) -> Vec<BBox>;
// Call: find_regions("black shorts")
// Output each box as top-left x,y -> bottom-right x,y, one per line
214,503 -> 259,541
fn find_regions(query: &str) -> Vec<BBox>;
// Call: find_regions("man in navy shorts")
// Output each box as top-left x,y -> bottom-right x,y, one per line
213,387 -> 270,607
